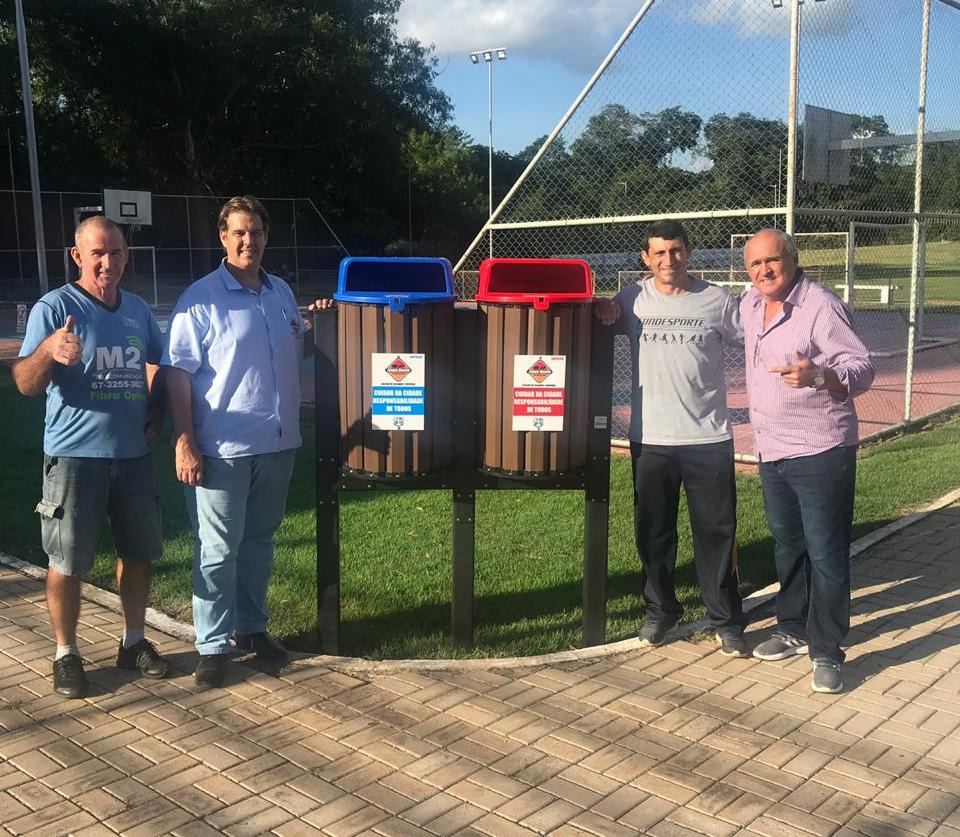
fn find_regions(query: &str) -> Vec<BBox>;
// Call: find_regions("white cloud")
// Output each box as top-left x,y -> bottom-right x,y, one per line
681,0 -> 859,40
396,1 -> 640,74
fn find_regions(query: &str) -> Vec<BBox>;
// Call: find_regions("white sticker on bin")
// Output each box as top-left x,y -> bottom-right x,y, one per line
371,353 -> 425,431
512,354 -> 566,432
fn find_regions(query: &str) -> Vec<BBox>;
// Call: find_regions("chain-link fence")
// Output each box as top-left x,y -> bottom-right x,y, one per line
454,0 -> 960,458
0,191 -> 348,308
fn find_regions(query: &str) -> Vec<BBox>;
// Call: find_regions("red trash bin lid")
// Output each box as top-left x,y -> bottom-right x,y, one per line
475,258 -> 593,310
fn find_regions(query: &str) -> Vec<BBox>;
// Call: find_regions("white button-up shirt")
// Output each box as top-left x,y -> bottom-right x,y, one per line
162,260 -> 304,458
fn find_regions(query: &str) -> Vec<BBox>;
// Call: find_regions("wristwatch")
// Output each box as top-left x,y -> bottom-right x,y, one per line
811,367 -> 826,390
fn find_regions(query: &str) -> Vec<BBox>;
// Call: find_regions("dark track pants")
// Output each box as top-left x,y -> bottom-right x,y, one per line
631,440 -> 745,632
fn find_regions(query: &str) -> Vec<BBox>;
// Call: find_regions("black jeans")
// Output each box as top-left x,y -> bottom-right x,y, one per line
631,440 -> 745,632
759,445 -> 856,664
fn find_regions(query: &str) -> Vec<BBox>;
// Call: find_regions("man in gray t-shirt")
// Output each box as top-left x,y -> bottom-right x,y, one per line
595,220 -> 747,655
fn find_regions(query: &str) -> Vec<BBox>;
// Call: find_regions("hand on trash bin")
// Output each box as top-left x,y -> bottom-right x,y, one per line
592,296 -> 620,326
303,297 -> 335,331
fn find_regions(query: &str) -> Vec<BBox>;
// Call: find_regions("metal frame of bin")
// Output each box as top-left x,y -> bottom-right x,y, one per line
313,303 -> 614,657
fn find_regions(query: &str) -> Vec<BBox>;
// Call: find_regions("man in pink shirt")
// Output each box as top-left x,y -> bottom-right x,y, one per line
741,229 -> 874,694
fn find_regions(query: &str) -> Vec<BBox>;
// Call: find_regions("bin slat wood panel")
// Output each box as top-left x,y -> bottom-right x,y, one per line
410,306 -> 431,475
340,303 -> 364,471
483,304 -> 504,471
339,302 -> 453,477
384,308 -> 410,475
568,303 -> 592,469
550,306 -> 574,475
480,301 -> 591,476
428,303 -> 454,472
361,305 -> 388,474
524,309 -> 551,474
500,305 -> 527,473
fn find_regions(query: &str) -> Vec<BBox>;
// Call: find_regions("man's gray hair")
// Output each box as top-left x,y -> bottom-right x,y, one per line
74,215 -> 124,247
744,228 -> 799,260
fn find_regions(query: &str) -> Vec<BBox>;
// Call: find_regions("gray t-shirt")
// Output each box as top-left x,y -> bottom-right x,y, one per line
631,277 -> 743,445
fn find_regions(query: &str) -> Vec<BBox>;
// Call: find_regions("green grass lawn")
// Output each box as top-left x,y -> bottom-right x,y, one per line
3,365 -> 960,659
802,240 -> 960,305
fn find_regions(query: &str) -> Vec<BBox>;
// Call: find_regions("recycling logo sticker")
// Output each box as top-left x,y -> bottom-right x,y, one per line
512,354 -> 566,432
526,357 -> 553,384
371,353 -> 425,431
386,356 -> 412,383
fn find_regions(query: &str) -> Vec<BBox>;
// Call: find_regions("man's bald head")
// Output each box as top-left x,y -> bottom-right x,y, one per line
74,215 -> 125,248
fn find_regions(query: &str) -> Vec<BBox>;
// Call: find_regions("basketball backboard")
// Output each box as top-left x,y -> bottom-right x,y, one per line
103,188 -> 152,225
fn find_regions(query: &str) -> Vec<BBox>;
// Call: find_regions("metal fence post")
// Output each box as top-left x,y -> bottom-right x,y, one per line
905,0 -> 932,422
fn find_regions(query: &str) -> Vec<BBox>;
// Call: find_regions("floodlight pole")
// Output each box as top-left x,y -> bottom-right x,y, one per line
470,47 -> 507,258
905,0 -> 932,421
784,0 -> 801,236
14,0 -> 48,295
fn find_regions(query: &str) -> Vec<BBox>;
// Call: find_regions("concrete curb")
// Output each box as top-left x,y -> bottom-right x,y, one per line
3,485 -> 958,673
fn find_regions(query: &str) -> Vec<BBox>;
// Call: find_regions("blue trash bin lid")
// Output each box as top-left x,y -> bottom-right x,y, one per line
334,257 -> 455,311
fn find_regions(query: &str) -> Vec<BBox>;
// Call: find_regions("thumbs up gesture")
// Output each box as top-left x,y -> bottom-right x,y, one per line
47,314 -> 83,366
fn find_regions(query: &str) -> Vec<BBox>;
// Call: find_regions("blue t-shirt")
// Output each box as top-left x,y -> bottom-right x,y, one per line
19,283 -> 163,458
161,261 -> 304,458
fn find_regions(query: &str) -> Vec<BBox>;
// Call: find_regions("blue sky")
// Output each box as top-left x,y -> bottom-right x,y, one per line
397,0 -> 959,156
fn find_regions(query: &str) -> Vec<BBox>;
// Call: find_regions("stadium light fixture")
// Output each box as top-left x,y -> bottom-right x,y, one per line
470,47 -> 508,256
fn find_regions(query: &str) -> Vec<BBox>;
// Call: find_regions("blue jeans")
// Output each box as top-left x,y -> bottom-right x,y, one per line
185,449 -> 297,656
759,445 -> 856,664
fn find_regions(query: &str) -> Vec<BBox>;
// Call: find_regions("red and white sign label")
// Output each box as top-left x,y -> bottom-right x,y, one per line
512,354 -> 566,432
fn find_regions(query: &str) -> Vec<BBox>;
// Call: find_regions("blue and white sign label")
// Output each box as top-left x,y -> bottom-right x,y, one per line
371,352 -> 426,431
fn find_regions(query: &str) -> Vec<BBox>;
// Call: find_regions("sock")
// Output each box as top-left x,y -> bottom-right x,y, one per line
55,644 -> 80,661
122,629 -> 145,649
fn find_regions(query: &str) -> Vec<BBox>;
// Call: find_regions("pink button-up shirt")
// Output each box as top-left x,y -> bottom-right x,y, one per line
740,271 -> 874,462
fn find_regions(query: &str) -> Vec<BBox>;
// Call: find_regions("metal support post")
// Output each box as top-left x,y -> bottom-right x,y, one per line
582,322 -> 614,646
291,198 -> 300,297
784,0 -> 801,237
314,308 -> 342,654
452,306 -> 479,648
905,0 -> 932,422
846,221 -> 856,308
185,196 -> 195,281
14,0 -> 48,293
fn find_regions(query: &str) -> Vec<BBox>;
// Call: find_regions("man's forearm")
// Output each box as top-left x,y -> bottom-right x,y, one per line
11,349 -> 56,397
164,366 -> 195,439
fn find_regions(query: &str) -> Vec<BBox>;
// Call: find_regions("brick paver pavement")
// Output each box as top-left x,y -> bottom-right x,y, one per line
1,506 -> 960,836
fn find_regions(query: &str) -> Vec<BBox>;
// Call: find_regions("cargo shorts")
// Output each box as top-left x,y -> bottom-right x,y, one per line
36,454 -> 163,577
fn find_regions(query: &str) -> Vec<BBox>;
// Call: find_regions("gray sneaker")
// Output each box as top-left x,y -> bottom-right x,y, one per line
752,631 -> 808,660
638,619 -> 677,647
812,658 -> 843,693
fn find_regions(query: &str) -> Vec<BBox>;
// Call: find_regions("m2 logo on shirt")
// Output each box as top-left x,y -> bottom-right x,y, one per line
95,336 -> 145,371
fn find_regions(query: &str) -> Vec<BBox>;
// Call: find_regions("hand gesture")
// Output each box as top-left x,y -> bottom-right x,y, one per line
769,352 -> 819,388
47,314 -> 83,366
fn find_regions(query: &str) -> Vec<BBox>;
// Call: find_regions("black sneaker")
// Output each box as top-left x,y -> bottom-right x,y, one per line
52,654 -> 88,699
638,619 -> 677,647
235,632 -> 287,662
715,632 -> 751,658
116,638 -> 171,679
194,654 -> 228,688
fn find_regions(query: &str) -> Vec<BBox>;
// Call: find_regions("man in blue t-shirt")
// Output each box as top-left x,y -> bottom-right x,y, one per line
14,216 -> 171,699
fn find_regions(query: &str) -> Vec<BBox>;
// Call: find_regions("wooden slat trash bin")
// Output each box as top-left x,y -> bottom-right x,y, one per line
333,257 -> 455,477
475,258 -> 594,476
